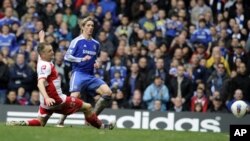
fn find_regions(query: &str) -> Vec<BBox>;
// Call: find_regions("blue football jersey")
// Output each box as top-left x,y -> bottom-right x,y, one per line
65,35 -> 100,75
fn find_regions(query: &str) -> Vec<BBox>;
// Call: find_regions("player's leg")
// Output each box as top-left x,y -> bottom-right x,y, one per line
80,101 -> 115,129
57,71 -> 82,127
6,107 -> 51,126
6,117 -> 45,126
81,102 -> 102,128
57,92 -> 81,127
93,84 -> 112,115
59,96 -> 115,129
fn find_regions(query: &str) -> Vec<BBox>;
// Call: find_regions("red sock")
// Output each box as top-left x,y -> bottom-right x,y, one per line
27,119 -> 41,126
85,113 -> 102,129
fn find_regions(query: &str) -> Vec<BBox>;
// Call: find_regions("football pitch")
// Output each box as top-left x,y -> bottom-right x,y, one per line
0,123 -> 228,141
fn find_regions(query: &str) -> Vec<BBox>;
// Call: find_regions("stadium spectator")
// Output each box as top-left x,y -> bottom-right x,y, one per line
125,89 -> 146,110
0,7 -> 20,28
57,39 -> 70,55
28,90 -> 40,106
39,2 -> 56,30
206,63 -> 229,96
146,41 -> 157,68
21,14 -> 36,33
127,45 -> 140,64
190,0 -> 212,25
165,48 -> 183,74
21,5 -> 38,24
103,11 -> 119,26
114,44 -> 128,66
170,32 -> 192,50
55,22 -> 73,41
143,75 -> 169,111
28,50 -> 38,72
99,0 -> 117,18
98,20 -> 118,47
4,90 -> 18,105
113,89 -> 126,108
0,52 -> 9,104
8,53 -> 36,93
228,45 -> 248,71
98,30 -> 115,57
188,54 -> 207,88
169,65 -> 193,109
123,63 -> 145,100
194,102 -> 203,112
226,89 -> 250,112
209,96 -> 228,113
147,58 -> 167,86
110,71 -> 124,90
54,51 -> 71,94
169,96 -> 188,112
169,58 -> 179,77
137,56 -> 149,79
165,13 -> 183,44
138,10 -> 156,33
229,62 -> 250,101
155,9 -> 166,35
190,18 -> 212,48
63,6 -> 78,30
0,24 -> 18,57
191,87 -> 208,112
54,13 -> 64,29
152,100 -> 163,111
16,87 -> 28,106
246,20 -> 250,53
209,90 -> 221,102
0,47 -> 14,66
115,15 -> 132,39
77,4 -> 90,19
206,46 -> 231,75
152,28 -> 166,47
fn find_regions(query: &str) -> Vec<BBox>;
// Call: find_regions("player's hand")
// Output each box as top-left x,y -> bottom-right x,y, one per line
39,30 -> 45,42
45,97 -> 55,106
82,55 -> 91,61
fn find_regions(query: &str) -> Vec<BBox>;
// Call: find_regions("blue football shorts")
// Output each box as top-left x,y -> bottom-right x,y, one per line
69,71 -> 105,95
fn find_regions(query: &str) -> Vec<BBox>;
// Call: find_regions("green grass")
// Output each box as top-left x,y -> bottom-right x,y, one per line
0,123 -> 228,141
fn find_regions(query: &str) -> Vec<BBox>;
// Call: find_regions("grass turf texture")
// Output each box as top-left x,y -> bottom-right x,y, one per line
0,123 -> 228,141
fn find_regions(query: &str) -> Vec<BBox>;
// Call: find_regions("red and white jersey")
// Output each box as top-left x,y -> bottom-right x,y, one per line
37,59 -> 66,109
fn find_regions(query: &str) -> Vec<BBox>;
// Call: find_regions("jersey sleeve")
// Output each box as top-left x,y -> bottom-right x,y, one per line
64,39 -> 82,63
37,62 -> 51,79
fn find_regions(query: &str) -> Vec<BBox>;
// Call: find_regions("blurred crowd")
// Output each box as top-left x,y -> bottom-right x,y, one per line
0,0 -> 250,114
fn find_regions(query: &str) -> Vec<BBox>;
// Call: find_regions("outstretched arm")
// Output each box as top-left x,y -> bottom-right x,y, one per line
64,39 -> 91,62
37,78 -> 55,106
64,51 -> 91,62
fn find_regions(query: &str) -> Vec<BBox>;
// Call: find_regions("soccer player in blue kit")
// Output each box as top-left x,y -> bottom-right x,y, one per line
57,17 -> 113,127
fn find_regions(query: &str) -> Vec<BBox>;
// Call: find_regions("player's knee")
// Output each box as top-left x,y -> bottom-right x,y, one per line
71,92 -> 80,98
103,88 -> 112,96
83,103 -> 92,111
98,84 -> 112,96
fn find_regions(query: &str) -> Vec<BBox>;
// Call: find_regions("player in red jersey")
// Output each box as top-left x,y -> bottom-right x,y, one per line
6,30 -> 114,129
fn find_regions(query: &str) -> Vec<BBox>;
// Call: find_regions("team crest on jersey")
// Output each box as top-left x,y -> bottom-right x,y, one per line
83,44 -> 87,48
40,65 -> 46,74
